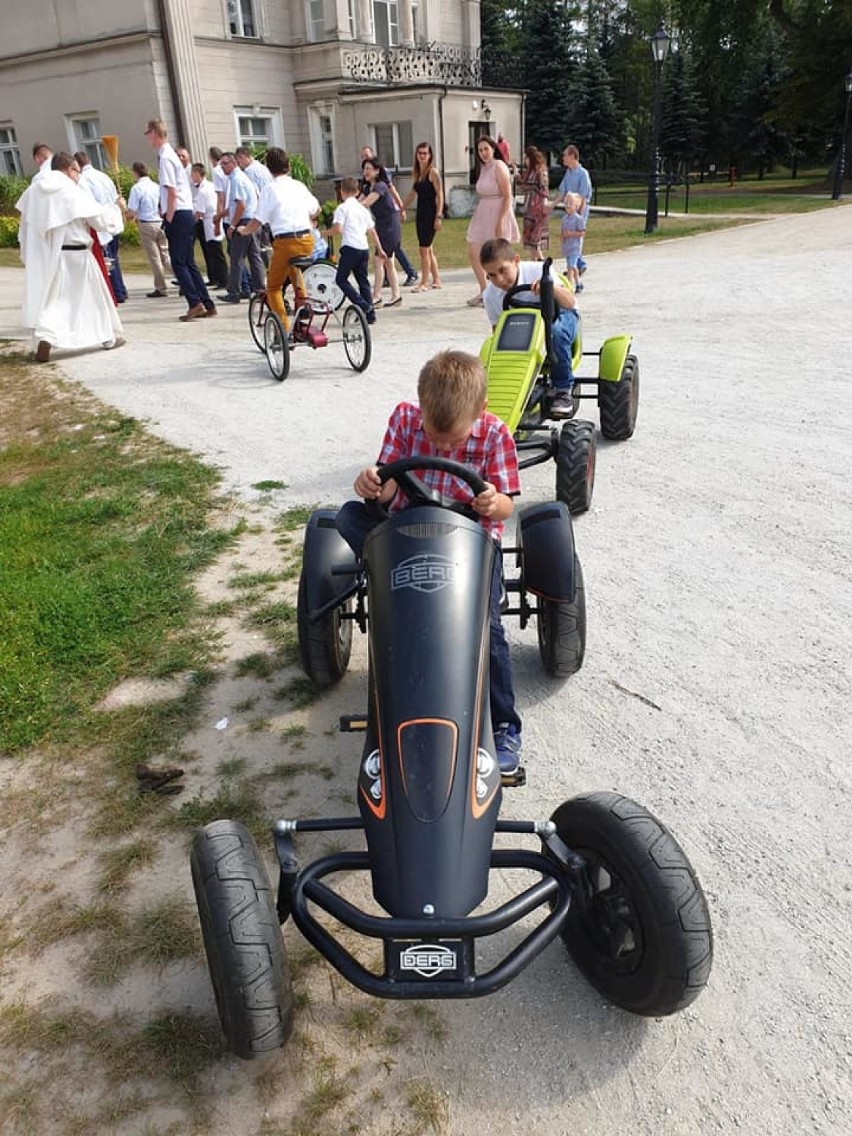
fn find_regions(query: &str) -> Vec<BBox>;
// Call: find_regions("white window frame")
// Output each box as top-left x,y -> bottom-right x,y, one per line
370,121 -> 412,170
66,114 -> 106,169
306,0 -> 325,41
373,0 -> 399,47
347,0 -> 355,38
227,0 -> 259,39
310,107 -> 335,175
0,125 -> 23,175
233,106 -> 283,150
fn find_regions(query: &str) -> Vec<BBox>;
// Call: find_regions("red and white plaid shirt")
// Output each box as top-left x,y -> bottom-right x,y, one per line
377,402 -> 520,541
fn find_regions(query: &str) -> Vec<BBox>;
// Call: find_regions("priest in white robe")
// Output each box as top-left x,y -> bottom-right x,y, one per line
15,151 -> 124,363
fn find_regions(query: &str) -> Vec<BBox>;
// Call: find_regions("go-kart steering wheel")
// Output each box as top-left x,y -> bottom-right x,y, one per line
377,456 -> 488,519
502,279 -> 542,311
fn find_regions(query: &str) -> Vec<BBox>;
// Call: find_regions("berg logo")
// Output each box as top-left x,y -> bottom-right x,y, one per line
399,942 -> 458,978
391,554 -> 456,594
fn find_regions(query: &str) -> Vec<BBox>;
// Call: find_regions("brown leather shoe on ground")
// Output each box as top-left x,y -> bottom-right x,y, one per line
35,340 -> 51,362
205,305 -> 217,317
179,303 -> 207,322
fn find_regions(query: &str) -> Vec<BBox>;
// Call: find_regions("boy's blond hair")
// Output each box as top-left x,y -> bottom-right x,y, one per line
418,351 -> 487,433
340,176 -> 359,195
145,119 -> 167,139
479,237 -> 515,267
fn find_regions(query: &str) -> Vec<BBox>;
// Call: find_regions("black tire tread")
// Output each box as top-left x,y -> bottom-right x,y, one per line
191,819 -> 294,1059
537,555 -> 586,677
342,305 -> 372,372
555,419 -> 596,515
599,354 -> 639,441
551,791 -> 712,1016
297,572 -> 352,686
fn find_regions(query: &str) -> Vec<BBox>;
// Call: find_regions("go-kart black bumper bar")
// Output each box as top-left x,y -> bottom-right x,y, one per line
286,848 -> 574,1000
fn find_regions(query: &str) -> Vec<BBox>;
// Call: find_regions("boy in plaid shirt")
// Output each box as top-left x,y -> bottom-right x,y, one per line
336,349 -> 523,771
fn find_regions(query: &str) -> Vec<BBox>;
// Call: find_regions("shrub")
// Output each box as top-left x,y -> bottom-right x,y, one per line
0,215 -> 19,247
0,173 -> 29,215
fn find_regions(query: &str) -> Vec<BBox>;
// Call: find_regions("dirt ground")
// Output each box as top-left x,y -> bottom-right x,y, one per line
1,202 -> 851,1135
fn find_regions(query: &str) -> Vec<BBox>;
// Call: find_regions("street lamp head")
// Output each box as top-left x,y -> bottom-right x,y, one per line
650,22 -> 671,66
845,67 -> 852,95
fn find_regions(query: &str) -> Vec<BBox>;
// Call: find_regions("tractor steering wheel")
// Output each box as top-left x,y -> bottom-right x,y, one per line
377,456 -> 488,520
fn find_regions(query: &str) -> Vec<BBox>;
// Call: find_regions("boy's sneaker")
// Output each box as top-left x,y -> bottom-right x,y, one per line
494,723 -> 522,775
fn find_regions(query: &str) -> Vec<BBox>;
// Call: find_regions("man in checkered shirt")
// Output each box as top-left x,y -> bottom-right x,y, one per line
336,349 -> 523,772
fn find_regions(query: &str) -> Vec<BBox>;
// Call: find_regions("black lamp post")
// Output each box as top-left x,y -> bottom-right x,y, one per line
831,67 -> 852,201
644,22 -> 671,234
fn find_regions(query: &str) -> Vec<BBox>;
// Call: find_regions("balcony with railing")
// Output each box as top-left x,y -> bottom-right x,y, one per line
340,42 -> 525,89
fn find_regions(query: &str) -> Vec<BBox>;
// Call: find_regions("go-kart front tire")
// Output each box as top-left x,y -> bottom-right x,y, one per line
537,554 -> 586,676
550,792 -> 713,1016
191,819 -> 294,1059
599,354 -> 639,440
555,419 -> 596,515
297,572 -> 353,686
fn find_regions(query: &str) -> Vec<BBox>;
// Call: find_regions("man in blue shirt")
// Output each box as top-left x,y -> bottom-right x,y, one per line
554,145 -> 592,280
218,151 -> 266,302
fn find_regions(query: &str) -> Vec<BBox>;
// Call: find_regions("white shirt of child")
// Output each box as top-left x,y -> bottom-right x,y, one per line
483,260 -> 550,327
332,197 -> 375,250
127,176 -> 161,222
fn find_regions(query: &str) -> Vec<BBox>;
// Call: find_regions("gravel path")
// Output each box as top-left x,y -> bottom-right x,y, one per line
1,204 -> 850,1134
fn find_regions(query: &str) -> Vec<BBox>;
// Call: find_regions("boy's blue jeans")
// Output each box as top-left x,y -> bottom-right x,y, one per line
336,500 -> 521,734
551,307 -> 579,390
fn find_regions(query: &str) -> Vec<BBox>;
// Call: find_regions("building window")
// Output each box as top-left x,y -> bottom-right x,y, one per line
318,114 -> 334,174
68,115 -> 106,169
371,121 -> 412,170
307,0 -> 324,40
347,0 -> 355,37
234,107 -> 281,149
0,126 -> 23,175
373,1 -> 399,47
228,0 -> 257,38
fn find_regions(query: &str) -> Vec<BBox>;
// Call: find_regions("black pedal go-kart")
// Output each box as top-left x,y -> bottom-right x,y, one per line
481,258 -> 639,516
191,458 -> 711,1059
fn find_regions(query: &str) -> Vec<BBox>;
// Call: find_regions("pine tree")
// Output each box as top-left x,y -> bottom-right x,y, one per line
567,50 -> 624,168
520,0 -> 580,161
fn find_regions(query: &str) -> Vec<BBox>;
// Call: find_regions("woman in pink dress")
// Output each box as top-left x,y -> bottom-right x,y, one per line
466,135 -> 519,305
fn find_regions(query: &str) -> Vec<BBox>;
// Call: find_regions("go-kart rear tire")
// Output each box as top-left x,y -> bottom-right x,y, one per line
555,419 -> 596,515
549,792 -> 713,1016
297,572 -> 353,686
537,554 -> 585,676
599,354 -> 639,441
342,304 -> 371,372
190,819 -> 294,1059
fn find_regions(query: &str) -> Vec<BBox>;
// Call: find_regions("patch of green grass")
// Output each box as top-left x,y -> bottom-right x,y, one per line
408,1004 -> 447,1044
167,779 -> 264,835
216,756 -> 248,777
291,1058 -> 351,1132
0,365 -> 235,754
278,505 -> 316,531
252,479 -> 287,491
247,599 -> 298,651
233,652 -> 280,680
205,598 -> 239,618
281,723 -> 308,750
248,717 -> 272,733
97,838 -> 157,893
84,896 -> 199,985
229,569 -> 283,591
405,1078 -> 450,1133
279,677 -> 319,709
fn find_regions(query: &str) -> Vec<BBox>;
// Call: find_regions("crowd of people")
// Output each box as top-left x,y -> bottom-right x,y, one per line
15,124 -> 592,371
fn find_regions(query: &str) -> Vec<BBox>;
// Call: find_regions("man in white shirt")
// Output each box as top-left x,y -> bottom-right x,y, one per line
145,118 -> 215,320
190,162 -> 229,290
126,160 -> 172,296
236,146 -> 273,194
218,151 -> 265,303
236,147 -> 318,328
76,151 -> 128,303
31,142 -> 54,180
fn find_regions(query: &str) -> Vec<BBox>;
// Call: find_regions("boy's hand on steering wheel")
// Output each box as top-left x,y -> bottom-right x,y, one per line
472,482 -> 499,518
354,466 -> 383,500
